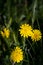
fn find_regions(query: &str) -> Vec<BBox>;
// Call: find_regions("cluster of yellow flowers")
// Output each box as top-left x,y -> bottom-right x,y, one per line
10,46 -> 23,63
0,23 -> 42,41
0,28 -> 10,38
19,23 -> 42,42
0,23 -> 42,63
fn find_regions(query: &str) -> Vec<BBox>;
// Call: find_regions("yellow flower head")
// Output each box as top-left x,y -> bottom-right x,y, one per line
19,23 -> 33,38
31,29 -> 42,41
1,28 -> 10,38
10,47 -> 23,63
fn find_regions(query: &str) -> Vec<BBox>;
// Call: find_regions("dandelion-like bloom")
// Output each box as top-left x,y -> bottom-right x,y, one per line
10,47 -> 23,63
31,29 -> 42,41
1,28 -> 10,38
19,23 -> 33,38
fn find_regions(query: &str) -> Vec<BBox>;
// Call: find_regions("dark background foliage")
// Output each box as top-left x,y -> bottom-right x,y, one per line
0,0 -> 43,65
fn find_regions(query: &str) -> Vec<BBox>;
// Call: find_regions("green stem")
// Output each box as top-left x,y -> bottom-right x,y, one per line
12,62 -> 15,65
23,38 -> 26,50
32,0 -> 37,27
37,19 -> 40,30
7,17 -> 12,28
36,42 -> 38,47
27,39 -> 35,53
25,50 -> 30,65
10,28 -> 20,46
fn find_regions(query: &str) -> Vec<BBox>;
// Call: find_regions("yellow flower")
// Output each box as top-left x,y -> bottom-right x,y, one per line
10,47 -> 23,63
31,29 -> 42,41
19,23 -> 33,38
1,31 -> 5,37
1,28 -> 10,38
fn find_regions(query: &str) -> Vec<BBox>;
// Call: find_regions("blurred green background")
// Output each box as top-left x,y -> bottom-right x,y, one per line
0,0 -> 43,65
